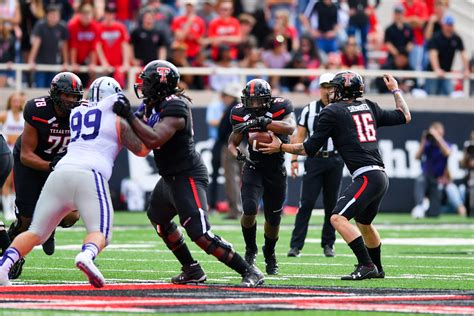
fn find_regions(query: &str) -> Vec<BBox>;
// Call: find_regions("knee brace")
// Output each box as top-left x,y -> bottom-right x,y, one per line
195,231 -> 234,263
153,221 -> 185,251
59,210 -> 80,228
264,208 -> 282,227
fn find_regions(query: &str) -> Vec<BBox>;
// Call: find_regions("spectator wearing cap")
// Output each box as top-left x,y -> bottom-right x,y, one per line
43,0 -> 74,22
425,15 -> 469,95
68,3 -> 100,86
341,35 -> 365,69
206,0 -> 242,61
171,0 -> 206,62
301,0 -> 339,55
287,72 -> 343,259
424,0 -> 448,41
96,2 -> 130,87
130,10 -> 169,67
384,4 -> 414,62
28,4 -> 69,88
376,48 -> 416,93
402,0 -> 429,72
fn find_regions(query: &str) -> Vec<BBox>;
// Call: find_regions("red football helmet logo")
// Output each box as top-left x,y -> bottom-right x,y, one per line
156,67 -> 171,83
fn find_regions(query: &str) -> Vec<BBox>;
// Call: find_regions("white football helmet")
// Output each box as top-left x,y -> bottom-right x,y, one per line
87,77 -> 122,105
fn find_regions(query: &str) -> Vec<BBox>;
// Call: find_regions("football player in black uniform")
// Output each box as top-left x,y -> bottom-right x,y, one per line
260,72 -> 411,280
7,72 -> 83,276
112,60 -> 264,287
228,79 -> 296,275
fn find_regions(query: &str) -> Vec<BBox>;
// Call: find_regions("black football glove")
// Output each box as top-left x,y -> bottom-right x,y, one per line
49,151 -> 67,171
113,94 -> 135,124
233,117 -> 272,134
236,148 -> 257,165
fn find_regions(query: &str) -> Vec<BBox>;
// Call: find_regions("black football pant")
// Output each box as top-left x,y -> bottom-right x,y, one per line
290,156 -> 343,250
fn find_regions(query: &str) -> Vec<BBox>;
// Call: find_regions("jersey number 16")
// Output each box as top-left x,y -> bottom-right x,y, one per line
352,113 -> 376,143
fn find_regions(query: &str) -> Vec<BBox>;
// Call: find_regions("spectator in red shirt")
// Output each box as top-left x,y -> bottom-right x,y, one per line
96,3 -> 130,87
206,0 -> 242,61
68,3 -> 100,86
341,36 -> 365,69
402,0 -> 429,71
171,0 -> 206,62
110,0 -> 141,29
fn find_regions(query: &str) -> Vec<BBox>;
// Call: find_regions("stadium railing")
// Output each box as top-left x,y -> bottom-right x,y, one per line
0,63 -> 473,96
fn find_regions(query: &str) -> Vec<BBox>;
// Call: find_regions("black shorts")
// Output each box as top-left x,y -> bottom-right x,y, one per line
147,165 -> 211,241
13,153 -> 49,218
332,170 -> 389,225
241,163 -> 287,216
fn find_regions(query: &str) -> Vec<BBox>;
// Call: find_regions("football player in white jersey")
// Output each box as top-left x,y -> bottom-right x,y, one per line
0,77 -> 149,287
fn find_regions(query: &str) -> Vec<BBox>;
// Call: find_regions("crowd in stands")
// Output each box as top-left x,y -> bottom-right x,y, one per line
0,0 -> 472,96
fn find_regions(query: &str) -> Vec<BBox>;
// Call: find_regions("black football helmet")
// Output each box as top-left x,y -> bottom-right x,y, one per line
329,71 -> 364,102
49,72 -> 83,114
241,79 -> 272,114
134,60 -> 180,101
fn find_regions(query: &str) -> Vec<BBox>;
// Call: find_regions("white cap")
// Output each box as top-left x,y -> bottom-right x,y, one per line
221,83 -> 242,99
319,73 -> 335,86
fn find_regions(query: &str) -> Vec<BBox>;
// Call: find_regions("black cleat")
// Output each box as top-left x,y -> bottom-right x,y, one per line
262,246 -> 279,275
9,258 -> 25,280
171,262 -> 207,284
244,248 -> 257,266
323,245 -> 335,257
42,231 -> 55,256
374,269 -> 385,278
241,265 -> 265,287
287,247 -> 300,257
341,263 -> 378,280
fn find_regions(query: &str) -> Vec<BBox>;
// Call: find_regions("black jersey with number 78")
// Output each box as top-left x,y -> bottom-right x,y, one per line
303,99 -> 406,174
13,96 -> 71,162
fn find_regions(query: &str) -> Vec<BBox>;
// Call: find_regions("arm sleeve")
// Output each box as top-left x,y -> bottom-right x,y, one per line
370,100 -> 406,127
303,109 -> 334,157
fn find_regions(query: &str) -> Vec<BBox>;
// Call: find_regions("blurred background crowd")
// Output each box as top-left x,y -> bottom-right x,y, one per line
0,0 -> 473,96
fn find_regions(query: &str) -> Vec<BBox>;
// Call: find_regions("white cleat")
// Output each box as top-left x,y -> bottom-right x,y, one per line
0,270 -> 11,286
75,252 -> 105,288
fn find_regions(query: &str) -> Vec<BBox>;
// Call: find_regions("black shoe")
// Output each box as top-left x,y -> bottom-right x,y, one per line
287,247 -> 300,257
244,248 -> 257,266
341,263 -> 378,280
171,262 -> 207,284
323,245 -> 335,257
374,269 -> 385,278
9,257 -> 25,280
241,265 -> 265,287
262,245 -> 279,275
42,231 -> 55,256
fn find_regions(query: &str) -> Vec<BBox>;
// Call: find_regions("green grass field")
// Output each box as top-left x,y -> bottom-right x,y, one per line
2,211 -> 474,315
12,211 -> 474,289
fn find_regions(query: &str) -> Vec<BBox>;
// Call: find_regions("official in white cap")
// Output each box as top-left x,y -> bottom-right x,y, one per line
287,73 -> 344,258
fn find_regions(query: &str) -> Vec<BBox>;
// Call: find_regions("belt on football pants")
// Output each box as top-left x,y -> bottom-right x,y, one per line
352,165 -> 385,180
315,151 -> 338,158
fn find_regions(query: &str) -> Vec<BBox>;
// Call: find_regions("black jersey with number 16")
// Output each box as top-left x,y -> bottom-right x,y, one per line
303,99 -> 406,174
13,96 -> 71,162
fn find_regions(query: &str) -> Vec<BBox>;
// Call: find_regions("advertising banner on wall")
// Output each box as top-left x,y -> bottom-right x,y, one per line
109,108 -> 473,213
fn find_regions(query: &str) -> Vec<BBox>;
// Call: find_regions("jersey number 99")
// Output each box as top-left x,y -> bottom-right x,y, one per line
71,109 -> 102,142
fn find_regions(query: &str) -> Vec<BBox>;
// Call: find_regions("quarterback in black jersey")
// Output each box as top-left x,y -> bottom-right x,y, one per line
261,71 -> 411,280
112,60 -> 264,287
228,79 -> 296,275
7,72 -> 83,277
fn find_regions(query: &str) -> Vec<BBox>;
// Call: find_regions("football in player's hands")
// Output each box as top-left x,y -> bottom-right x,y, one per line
248,131 -> 273,151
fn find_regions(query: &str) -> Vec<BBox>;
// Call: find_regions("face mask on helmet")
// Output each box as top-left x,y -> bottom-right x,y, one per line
242,95 -> 272,114
56,92 -> 82,113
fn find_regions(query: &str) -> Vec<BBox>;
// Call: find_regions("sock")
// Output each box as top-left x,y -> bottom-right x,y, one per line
348,236 -> 373,266
6,195 -> 16,220
81,243 -> 99,260
367,243 -> 382,271
0,225 -> 11,255
226,252 -> 250,275
0,247 -> 21,271
242,223 -> 257,252
1,196 -> 7,215
172,244 -> 195,266
263,234 -> 278,254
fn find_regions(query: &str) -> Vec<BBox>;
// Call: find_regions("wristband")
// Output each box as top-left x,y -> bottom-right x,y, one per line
279,143 -> 284,152
391,88 -> 401,94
